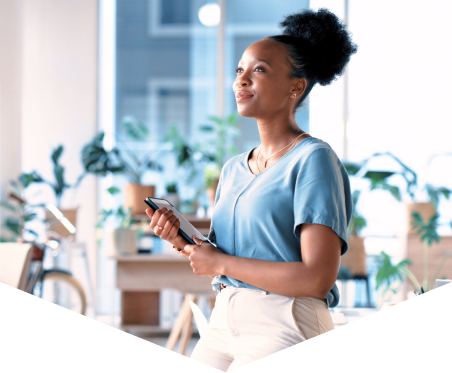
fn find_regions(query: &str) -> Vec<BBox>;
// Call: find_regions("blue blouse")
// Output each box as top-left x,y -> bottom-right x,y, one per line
208,136 -> 353,294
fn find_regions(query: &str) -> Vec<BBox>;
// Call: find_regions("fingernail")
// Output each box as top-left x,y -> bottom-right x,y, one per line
192,235 -> 195,239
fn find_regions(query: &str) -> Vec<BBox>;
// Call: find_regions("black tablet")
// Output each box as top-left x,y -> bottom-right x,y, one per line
144,197 -> 206,246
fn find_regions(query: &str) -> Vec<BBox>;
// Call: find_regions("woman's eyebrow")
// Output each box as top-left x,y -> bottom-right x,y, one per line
237,58 -> 272,67
254,58 -> 272,67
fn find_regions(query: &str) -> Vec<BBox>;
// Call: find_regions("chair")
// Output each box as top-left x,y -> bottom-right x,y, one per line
0,243 -> 33,291
165,291 -> 216,356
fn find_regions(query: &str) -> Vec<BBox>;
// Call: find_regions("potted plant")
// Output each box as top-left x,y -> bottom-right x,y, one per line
199,113 -> 240,205
344,152 -> 451,234
374,251 -> 418,308
374,212 -> 452,308
96,187 -> 137,256
19,146 -> 81,237
165,113 -> 241,209
162,182 -> 180,209
115,116 -> 164,215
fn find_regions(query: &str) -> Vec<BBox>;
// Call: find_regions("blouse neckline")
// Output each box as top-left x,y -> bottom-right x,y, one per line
245,136 -> 317,176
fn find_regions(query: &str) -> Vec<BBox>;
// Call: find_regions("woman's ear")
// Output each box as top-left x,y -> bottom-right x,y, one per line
291,78 -> 308,99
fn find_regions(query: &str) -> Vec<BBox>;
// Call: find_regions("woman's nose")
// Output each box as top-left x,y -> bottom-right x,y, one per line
235,73 -> 251,88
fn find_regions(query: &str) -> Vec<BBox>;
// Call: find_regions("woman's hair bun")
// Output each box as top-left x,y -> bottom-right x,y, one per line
278,8 -> 358,86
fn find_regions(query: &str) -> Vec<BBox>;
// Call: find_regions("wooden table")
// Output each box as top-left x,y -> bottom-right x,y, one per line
112,215 -> 213,333
111,252 -> 215,333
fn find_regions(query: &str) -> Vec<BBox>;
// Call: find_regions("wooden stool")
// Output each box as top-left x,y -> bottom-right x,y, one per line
165,291 -> 216,356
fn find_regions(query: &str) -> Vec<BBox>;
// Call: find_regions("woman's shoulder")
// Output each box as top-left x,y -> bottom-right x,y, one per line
294,137 -> 339,162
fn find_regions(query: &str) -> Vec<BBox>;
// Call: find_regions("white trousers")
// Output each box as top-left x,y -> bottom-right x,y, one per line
190,286 -> 334,371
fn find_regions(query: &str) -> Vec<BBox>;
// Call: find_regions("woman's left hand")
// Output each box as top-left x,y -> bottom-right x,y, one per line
178,236 -> 224,277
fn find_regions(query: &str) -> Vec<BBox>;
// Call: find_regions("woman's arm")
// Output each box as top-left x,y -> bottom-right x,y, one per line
185,223 -> 341,298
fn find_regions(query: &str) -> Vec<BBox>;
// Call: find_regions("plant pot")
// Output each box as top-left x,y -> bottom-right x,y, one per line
206,177 -> 220,207
162,193 -> 180,209
340,236 -> 367,276
406,202 -> 436,235
105,227 -> 137,256
45,207 -> 78,238
125,183 -> 155,215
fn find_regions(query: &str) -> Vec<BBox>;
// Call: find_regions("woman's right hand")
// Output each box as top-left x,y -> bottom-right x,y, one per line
145,208 -> 187,249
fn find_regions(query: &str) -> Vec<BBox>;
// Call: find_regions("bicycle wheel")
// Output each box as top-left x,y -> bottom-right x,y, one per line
40,271 -> 87,315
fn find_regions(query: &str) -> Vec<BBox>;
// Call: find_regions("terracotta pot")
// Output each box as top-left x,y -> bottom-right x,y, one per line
406,202 -> 436,235
125,183 -> 155,215
340,236 -> 367,276
206,177 -> 220,207
45,207 -> 78,238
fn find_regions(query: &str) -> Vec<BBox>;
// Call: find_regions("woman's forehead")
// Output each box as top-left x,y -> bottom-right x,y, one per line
239,38 -> 288,66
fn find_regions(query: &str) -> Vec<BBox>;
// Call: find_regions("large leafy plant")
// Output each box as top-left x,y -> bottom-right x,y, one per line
345,151 -> 451,208
113,116 -> 164,184
165,113 -> 241,190
96,187 -> 133,230
375,212 -> 452,296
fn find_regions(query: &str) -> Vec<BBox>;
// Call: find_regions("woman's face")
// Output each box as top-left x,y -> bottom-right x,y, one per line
233,38 -> 303,119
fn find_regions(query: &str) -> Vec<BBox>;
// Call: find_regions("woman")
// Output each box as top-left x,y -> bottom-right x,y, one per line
145,8 -> 357,371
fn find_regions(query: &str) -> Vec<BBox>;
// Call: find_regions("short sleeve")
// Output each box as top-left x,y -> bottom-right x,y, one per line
293,147 -> 352,255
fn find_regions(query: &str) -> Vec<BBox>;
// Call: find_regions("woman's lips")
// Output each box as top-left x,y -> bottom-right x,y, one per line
236,92 -> 254,101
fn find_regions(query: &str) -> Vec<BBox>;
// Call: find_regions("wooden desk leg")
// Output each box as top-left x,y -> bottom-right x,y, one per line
121,291 -> 160,327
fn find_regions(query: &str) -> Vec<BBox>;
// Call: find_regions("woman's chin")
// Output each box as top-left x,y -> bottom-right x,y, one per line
236,105 -> 257,118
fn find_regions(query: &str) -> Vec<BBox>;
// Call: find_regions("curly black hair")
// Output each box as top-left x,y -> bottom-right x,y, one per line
269,8 -> 358,109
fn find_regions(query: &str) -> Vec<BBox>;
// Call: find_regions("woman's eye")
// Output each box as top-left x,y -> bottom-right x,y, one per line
255,66 -> 265,72
235,67 -> 243,73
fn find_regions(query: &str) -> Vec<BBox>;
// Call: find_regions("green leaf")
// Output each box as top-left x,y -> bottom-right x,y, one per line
51,145 -> 64,165
207,116 -> 223,126
25,229 -> 39,237
9,180 -> 19,189
19,171 -> 44,188
166,183 -> 177,193
226,112 -> 239,127
343,161 -> 363,176
363,170 -> 395,182
388,186 -> 402,201
410,211 -> 424,230
53,165 -> 67,198
122,116 -> 149,140
146,160 -> 163,172
5,219 -> 20,235
199,125 -> 214,132
0,200 -> 18,212
375,251 -> 409,291
107,186 -> 121,195
24,213 -> 37,222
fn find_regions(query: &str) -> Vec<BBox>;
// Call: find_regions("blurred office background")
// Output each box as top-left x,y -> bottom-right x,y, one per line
1,0 -> 452,352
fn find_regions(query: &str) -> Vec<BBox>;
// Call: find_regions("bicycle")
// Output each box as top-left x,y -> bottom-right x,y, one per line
6,192 -> 89,315
26,238 -> 88,315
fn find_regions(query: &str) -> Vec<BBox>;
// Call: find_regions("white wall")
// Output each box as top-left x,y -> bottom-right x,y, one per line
1,0 -> 103,315
310,0 -> 452,237
0,0 -> 23,230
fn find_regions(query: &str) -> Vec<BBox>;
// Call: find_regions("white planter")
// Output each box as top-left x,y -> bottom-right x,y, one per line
105,227 -> 137,256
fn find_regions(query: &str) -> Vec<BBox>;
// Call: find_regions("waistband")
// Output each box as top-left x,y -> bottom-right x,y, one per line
218,283 -> 329,307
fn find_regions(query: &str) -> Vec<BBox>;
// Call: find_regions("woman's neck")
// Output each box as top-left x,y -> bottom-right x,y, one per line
256,115 -> 304,155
